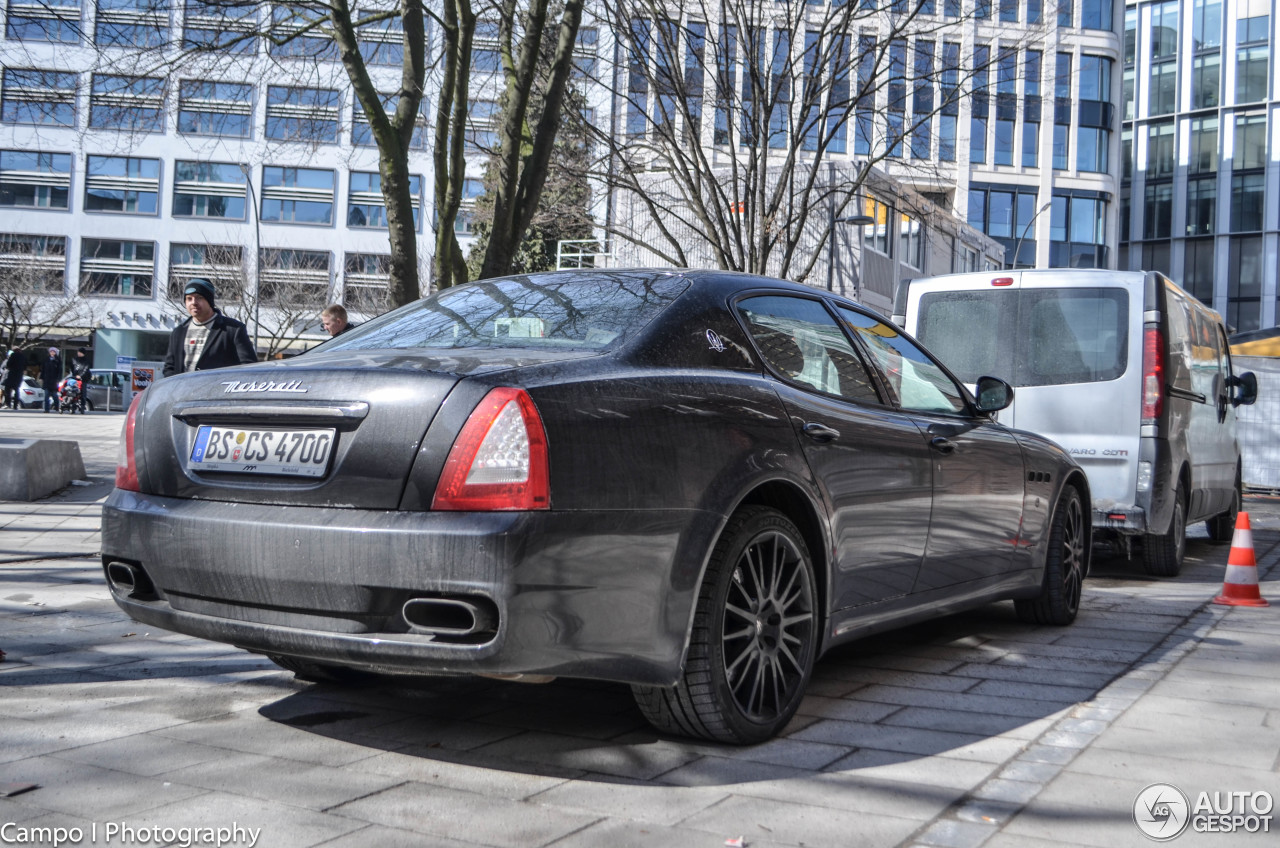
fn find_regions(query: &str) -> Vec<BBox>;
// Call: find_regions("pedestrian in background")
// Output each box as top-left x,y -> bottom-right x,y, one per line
320,304 -> 358,337
69,349 -> 91,414
163,279 -> 256,377
40,347 -> 60,413
2,348 -> 27,410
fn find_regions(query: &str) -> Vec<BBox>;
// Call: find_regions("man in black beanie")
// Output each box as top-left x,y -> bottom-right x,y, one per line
162,278 -> 257,377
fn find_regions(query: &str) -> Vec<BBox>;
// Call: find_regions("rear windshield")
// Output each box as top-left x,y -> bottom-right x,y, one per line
323,274 -> 689,352
917,287 -> 1128,387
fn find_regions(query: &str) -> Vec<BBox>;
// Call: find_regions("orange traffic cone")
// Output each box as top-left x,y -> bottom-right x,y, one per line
1213,512 -> 1270,607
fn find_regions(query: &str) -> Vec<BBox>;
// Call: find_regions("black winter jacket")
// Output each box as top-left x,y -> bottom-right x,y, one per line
163,312 -> 257,377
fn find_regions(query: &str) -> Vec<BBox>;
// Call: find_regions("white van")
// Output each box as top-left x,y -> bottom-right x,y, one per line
894,269 -> 1257,576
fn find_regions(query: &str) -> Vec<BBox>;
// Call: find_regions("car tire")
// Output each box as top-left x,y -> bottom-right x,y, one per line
1143,482 -> 1186,577
631,506 -> 818,744
267,654 -> 372,685
1206,472 -> 1242,543
1015,486 -> 1086,626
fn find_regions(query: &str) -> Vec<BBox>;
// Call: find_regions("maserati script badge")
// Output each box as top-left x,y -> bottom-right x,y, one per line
220,379 -> 309,394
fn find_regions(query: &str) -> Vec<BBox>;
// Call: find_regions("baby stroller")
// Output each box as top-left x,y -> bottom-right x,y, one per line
57,375 -> 84,414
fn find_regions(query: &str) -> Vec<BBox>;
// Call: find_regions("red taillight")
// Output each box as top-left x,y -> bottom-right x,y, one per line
432,387 -> 549,511
992,277 -> 1014,286
115,391 -> 144,491
1142,327 -> 1165,422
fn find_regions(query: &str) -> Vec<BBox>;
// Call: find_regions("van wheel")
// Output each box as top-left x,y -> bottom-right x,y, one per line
1206,473 -> 1242,542
631,506 -> 817,744
1016,487 -> 1086,626
1143,483 -> 1186,577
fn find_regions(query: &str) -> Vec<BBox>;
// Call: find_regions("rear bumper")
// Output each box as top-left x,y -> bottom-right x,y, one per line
101,489 -> 721,685
1091,506 -> 1147,535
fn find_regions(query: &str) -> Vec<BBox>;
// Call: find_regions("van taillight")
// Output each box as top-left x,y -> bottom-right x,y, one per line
115,392 -> 144,492
992,277 -> 1014,286
432,387 -> 550,511
1142,327 -> 1165,422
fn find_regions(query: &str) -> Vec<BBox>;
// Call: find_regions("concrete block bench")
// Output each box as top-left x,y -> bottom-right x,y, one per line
0,438 -> 87,501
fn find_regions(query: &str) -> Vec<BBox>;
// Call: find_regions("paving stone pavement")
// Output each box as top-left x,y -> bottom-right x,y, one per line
1,413 -> 1278,848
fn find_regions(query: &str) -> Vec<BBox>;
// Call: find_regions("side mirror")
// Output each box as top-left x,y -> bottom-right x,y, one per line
974,376 -> 1014,413
1230,372 -> 1258,407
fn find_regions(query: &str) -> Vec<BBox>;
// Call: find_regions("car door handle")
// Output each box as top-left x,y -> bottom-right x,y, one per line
930,436 -> 956,454
802,422 -> 840,442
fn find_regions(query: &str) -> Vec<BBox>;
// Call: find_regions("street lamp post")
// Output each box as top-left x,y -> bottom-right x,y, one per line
826,196 -> 876,296
239,164 -> 262,357
1013,200 -> 1054,269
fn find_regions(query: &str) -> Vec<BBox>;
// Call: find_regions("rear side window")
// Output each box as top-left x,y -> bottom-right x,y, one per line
918,287 -> 1128,387
325,274 -> 689,352
737,295 -> 882,403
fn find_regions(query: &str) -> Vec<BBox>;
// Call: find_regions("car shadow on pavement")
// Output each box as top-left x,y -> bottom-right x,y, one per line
244,595 -> 1167,787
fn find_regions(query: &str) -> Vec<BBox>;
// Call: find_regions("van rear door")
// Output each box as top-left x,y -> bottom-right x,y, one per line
904,272 -> 1143,515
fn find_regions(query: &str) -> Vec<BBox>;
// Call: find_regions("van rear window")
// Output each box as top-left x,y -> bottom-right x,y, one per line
917,288 -> 1128,387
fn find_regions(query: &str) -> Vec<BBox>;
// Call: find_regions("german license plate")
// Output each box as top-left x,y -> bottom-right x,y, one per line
190,426 -> 336,477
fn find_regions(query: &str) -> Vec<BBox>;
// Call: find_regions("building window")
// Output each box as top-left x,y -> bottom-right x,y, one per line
1151,1 -> 1179,58
84,155 -> 159,214
899,214 -> 923,269
95,0 -> 167,47
259,248 -> 330,304
260,166 -> 334,225
944,0 -> 961,16
1,69 -> 77,126
6,0 -> 80,42
1144,182 -> 1174,239
1023,121 -> 1039,167
357,13 -> 404,66
1190,115 -> 1218,173
1192,53 -> 1220,109
886,114 -> 904,158
347,171 -> 422,230
939,115 -> 957,161
1231,174 -> 1265,231
183,0 -> 256,53
1236,47 -> 1268,104
1058,0 -> 1072,27
860,196 -> 891,256
352,92 -> 428,149
1187,177 -> 1216,235
1076,127 -> 1108,173
1235,112 -> 1267,170
169,243 -> 243,299
265,86 -> 338,143
1053,52 -> 1070,170
89,74 -> 165,132
1050,193 -> 1108,268
1192,0 -> 1223,50
1148,121 -> 1176,178
1228,235 -> 1262,331
343,253 -> 391,313
0,150 -> 71,209
172,161 -> 246,219
466,99 -> 500,153
571,26 -> 599,79
178,80 -> 252,137
1080,0 -> 1111,30
0,233 -> 66,291
999,0 -> 1017,21
1183,238 -> 1215,303
1149,62 -> 1177,115
80,238 -> 154,297
269,5 -> 336,60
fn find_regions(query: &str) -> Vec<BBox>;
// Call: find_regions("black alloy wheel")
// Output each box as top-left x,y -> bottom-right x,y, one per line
1016,486 -> 1086,626
632,506 -> 818,744
1143,483 -> 1187,577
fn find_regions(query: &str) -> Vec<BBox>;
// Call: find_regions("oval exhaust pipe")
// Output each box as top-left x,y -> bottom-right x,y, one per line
105,561 -> 158,601
402,597 -> 496,637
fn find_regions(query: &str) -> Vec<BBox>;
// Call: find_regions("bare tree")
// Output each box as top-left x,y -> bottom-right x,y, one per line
592,0 -> 1034,282
433,0 -> 587,288
0,236 -> 96,350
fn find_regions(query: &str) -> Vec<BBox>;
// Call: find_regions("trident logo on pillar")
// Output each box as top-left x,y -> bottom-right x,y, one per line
1213,512 -> 1270,608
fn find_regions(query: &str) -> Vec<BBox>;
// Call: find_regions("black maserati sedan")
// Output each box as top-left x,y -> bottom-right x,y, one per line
102,269 -> 1089,744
